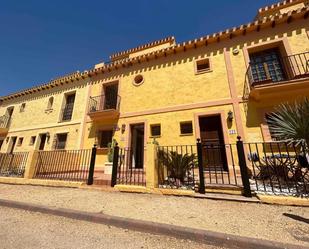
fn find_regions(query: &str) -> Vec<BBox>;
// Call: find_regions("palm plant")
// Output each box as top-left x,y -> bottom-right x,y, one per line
158,150 -> 197,184
266,97 -> 309,146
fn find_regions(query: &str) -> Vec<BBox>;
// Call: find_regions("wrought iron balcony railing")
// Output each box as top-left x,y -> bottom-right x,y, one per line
88,94 -> 121,114
0,115 -> 11,129
244,52 -> 309,98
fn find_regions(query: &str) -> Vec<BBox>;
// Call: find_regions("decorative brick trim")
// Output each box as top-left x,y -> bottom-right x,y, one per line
1,6 -> 308,102
110,36 -> 175,60
258,0 -> 304,14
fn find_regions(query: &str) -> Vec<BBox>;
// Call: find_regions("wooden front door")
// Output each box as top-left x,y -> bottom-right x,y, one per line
199,115 -> 228,171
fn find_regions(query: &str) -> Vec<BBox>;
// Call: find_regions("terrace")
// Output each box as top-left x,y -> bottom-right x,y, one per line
244,51 -> 309,100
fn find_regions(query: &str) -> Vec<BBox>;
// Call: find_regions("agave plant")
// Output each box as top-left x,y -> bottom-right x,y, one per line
266,97 -> 309,146
158,150 -> 197,183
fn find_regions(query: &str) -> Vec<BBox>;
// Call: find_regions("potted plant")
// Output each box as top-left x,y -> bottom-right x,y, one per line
104,139 -> 117,174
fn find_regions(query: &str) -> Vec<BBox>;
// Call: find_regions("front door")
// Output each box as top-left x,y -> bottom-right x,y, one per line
199,115 -> 228,171
130,124 -> 144,169
8,137 -> 17,154
39,134 -> 47,151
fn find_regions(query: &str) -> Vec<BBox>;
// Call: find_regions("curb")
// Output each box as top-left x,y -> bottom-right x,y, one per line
0,199 -> 306,249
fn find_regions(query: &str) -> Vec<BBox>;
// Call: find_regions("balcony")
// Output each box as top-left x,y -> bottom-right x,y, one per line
88,94 -> 120,120
244,52 -> 309,100
0,115 -> 11,135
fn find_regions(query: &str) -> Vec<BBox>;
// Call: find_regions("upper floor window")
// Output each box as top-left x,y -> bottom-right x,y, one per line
249,48 -> 285,83
133,75 -> 144,86
180,121 -> 193,135
195,58 -> 211,74
20,103 -> 26,112
61,93 -> 75,122
47,97 -> 54,110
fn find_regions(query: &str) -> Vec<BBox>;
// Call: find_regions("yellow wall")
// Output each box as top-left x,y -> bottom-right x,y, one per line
0,5 -> 308,171
257,1 -> 306,20
83,15 -> 309,170
0,80 -> 89,152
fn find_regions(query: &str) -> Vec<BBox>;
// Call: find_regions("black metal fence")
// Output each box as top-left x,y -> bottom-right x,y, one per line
110,139 -> 309,197
157,145 -> 198,190
88,94 -> 121,114
245,142 -> 309,197
33,149 -> 93,182
243,51 -> 309,99
156,143 -> 243,191
246,51 -> 309,88
202,143 -> 242,187
112,147 -> 146,186
0,152 -> 29,177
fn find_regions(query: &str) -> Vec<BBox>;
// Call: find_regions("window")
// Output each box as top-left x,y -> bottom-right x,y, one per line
99,130 -> 113,148
29,136 -> 36,145
61,93 -> 75,121
150,124 -> 161,137
133,74 -> 144,85
20,103 -> 26,112
180,121 -> 193,135
55,133 -> 68,150
47,97 -> 54,110
249,48 -> 285,83
17,137 -> 24,146
195,58 -> 211,74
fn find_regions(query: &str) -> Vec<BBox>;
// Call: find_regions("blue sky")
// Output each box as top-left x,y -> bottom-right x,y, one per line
0,0 -> 278,96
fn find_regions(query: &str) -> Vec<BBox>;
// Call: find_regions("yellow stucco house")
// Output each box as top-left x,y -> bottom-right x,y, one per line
0,0 -> 308,191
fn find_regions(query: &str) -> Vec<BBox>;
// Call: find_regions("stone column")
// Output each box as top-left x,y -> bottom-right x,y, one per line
145,143 -> 158,189
24,150 -> 38,179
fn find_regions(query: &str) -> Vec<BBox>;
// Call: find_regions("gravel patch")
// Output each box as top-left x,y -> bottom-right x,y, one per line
0,184 -> 308,246
0,207 -> 222,249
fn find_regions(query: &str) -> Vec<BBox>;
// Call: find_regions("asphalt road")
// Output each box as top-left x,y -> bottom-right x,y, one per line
0,207 -> 226,249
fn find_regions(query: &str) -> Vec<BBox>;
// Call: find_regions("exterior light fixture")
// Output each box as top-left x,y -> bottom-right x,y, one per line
232,48 -> 239,55
228,110 -> 233,121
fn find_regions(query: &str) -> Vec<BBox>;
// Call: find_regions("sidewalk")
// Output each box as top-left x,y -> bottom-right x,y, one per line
0,183 -> 308,247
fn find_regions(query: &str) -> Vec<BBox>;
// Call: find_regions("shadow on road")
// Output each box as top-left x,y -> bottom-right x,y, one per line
283,213 -> 309,224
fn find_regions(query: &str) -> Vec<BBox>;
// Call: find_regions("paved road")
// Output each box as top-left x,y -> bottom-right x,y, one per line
0,207 -> 225,249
